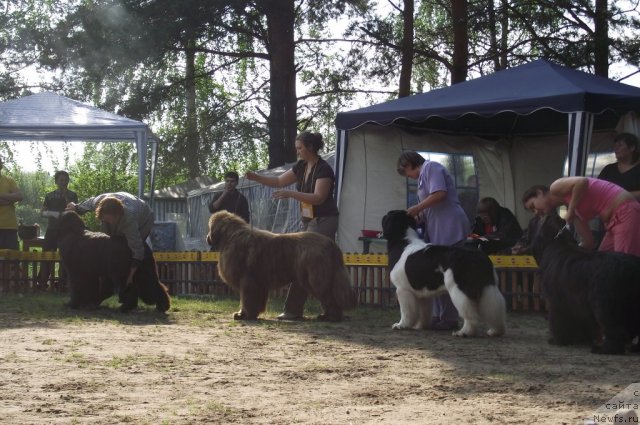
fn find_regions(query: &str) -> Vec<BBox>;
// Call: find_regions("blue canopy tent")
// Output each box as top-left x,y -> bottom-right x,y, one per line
0,92 -> 158,199
333,60 -> 640,253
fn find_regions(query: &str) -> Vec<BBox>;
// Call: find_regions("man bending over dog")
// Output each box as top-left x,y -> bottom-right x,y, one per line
66,192 -> 169,312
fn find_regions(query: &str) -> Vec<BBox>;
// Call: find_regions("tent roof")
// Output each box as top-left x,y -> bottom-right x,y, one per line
0,92 -> 152,141
0,91 -> 157,199
335,59 -> 640,135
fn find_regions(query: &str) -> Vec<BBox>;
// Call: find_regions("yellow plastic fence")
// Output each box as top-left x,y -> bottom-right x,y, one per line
0,250 -> 542,311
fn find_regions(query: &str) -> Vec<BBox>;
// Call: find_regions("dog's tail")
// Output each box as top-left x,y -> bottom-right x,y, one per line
332,254 -> 358,309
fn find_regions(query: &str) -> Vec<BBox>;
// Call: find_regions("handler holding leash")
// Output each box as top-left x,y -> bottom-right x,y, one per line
522,177 -> 640,257
246,131 -> 340,321
66,192 -> 163,311
396,151 -> 470,330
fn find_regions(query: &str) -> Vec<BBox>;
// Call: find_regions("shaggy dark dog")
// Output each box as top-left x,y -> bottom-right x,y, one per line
57,211 -> 171,312
531,224 -> 640,354
383,210 -> 506,336
207,210 -> 356,321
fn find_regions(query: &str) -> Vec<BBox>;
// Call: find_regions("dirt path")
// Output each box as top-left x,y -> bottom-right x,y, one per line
0,299 -> 636,424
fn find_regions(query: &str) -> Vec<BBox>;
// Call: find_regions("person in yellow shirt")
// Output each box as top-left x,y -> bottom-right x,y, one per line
0,158 -> 23,250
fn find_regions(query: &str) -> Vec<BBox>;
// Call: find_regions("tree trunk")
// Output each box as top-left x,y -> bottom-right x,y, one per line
487,0 -> 500,71
185,37 -> 200,178
265,0 -> 297,167
593,0 -> 609,77
451,0 -> 468,84
499,0 -> 509,69
398,0 -> 414,98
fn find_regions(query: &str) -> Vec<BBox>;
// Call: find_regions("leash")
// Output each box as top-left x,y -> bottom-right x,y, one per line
554,223 -> 572,240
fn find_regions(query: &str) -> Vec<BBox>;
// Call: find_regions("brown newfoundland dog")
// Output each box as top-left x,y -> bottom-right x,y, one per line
207,210 -> 356,321
57,211 -> 170,312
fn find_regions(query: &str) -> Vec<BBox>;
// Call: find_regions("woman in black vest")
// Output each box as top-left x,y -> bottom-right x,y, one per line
246,131 -> 340,321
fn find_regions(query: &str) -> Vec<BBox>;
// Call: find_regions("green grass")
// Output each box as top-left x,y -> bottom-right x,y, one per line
0,292 -> 399,328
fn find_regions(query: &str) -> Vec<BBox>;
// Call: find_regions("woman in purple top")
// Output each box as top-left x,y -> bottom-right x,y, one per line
522,177 -> 640,257
397,151 -> 471,330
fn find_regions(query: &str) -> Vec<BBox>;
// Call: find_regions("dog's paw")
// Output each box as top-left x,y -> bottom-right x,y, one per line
392,322 -> 409,330
595,339 -> 625,355
317,313 -> 341,322
452,330 -> 469,337
119,302 -> 137,313
233,311 -> 258,321
487,328 -> 504,337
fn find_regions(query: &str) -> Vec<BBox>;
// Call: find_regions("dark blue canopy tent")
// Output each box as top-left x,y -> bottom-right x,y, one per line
331,60 -> 640,253
334,59 -> 640,188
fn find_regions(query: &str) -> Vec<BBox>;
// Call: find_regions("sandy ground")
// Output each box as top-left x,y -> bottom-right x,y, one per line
0,297 -> 637,425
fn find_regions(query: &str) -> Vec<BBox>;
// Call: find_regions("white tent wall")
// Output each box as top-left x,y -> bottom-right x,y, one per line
336,125 -> 617,254
337,125 -> 513,253
510,131 -> 615,222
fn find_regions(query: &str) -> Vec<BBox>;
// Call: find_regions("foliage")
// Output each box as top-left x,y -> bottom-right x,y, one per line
0,140 -> 99,230
67,142 -> 138,199
63,142 -> 138,230
11,169 -> 50,227
1,0 -> 639,198
346,0 -> 640,94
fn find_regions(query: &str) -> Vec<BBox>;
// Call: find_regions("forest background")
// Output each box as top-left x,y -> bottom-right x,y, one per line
0,0 -> 639,229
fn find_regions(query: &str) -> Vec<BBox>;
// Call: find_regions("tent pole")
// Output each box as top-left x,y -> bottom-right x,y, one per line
149,138 -> 158,208
335,129 -> 348,207
136,130 -> 148,198
567,112 -> 594,176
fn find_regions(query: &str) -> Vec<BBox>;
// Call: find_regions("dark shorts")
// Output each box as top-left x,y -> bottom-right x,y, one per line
43,229 -> 59,251
0,229 -> 19,250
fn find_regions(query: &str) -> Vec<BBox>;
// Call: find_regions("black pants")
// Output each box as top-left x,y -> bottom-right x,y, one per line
119,241 -> 165,311
38,229 -> 67,287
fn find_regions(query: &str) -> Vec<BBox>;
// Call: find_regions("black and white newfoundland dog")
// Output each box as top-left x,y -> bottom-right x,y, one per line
531,224 -> 640,355
382,210 -> 506,337
207,210 -> 357,321
57,211 -> 171,312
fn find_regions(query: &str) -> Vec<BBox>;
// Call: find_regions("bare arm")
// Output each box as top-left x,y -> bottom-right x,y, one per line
246,169 -> 297,188
550,177 -> 588,223
572,217 -> 595,250
273,177 -> 332,205
0,189 -> 23,206
208,192 -> 227,213
406,191 -> 447,218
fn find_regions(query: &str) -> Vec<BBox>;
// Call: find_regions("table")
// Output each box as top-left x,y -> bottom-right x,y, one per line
22,237 -> 45,251
358,236 -> 387,254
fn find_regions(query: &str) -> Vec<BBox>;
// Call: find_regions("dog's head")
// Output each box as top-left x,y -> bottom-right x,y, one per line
207,210 -> 248,250
382,210 -> 417,241
57,210 -> 87,239
530,222 -> 578,261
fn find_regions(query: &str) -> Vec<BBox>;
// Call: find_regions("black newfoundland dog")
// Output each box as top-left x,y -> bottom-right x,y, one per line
207,210 -> 356,321
57,211 -> 171,312
531,224 -> 640,354
382,210 -> 506,336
